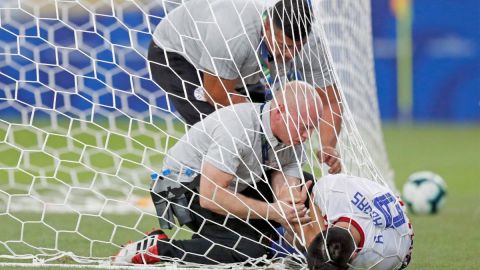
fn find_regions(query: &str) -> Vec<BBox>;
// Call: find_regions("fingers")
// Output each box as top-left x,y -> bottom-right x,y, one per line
318,147 -> 342,174
274,181 -> 313,219
291,204 -> 307,218
324,150 -> 341,173
304,180 -> 313,194
278,182 -> 309,204
322,150 -> 338,166
327,158 -> 341,174
299,180 -> 313,203
295,215 -> 312,224
289,183 -> 310,204
275,181 -> 299,203
279,202 -> 311,224
279,200 -> 305,214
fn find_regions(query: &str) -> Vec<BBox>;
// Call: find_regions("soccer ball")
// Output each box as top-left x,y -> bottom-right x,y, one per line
402,171 -> 447,215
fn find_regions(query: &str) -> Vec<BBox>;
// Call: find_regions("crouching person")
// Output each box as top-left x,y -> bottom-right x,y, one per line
113,81 -> 323,265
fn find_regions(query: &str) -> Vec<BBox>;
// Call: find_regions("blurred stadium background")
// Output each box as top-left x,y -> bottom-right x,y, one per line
373,0 -> 479,268
0,0 -> 479,269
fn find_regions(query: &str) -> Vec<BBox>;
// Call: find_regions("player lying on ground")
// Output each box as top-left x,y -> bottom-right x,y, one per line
149,0 -> 342,173
283,174 -> 413,270
113,81 -> 321,265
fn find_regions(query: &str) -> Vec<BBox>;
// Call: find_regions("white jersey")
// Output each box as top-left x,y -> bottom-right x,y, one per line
312,174 -> 413,270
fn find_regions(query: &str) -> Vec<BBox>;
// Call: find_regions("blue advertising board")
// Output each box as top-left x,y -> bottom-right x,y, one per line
1,1 -> 478,121
372,0 -> 480,121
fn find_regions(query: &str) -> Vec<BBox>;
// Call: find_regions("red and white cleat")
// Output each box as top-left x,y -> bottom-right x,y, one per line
113,229 -> 169,265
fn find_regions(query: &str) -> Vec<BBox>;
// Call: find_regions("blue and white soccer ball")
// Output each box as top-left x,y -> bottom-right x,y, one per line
402,171 -> 447,215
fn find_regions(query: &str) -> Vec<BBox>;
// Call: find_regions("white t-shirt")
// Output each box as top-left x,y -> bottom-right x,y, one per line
312,174 -> 413,270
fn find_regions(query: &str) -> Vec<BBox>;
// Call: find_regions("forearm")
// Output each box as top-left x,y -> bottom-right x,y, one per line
281,201 -> 325,250
317,85 -> 342,148
200,162 -> 307,225
319,104 -> 342,148
292,221 -> 322,248
277,222 -> 316,250
203,73 -> 246,107
201,184 -> 274,220
206,88 -> 247,107
200,162 -> 279,221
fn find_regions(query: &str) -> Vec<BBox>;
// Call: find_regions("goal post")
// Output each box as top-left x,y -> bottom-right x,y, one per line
0,0 -> 394,268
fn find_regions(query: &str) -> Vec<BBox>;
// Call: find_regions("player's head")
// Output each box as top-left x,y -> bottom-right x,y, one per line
270,81 -> 322,145
264,0 -> 313,61
307,227 -> 356,270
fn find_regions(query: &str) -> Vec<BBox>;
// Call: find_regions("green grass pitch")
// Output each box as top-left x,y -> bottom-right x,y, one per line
383,124 -> 480,269
0,123 -> 479,269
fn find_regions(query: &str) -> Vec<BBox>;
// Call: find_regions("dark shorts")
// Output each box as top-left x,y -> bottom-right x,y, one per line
148,40 -> 267,126
148,40 -> 215,125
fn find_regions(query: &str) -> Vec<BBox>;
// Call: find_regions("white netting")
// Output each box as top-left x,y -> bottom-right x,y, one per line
0,0 -> 394,268
317,1 -> 394,186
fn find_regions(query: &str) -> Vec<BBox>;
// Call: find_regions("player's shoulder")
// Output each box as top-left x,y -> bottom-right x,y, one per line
315,173 -> 359,185
313,174 -> 383,192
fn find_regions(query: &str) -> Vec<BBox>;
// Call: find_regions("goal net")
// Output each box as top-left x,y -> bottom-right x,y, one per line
0,0 -> 394,268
